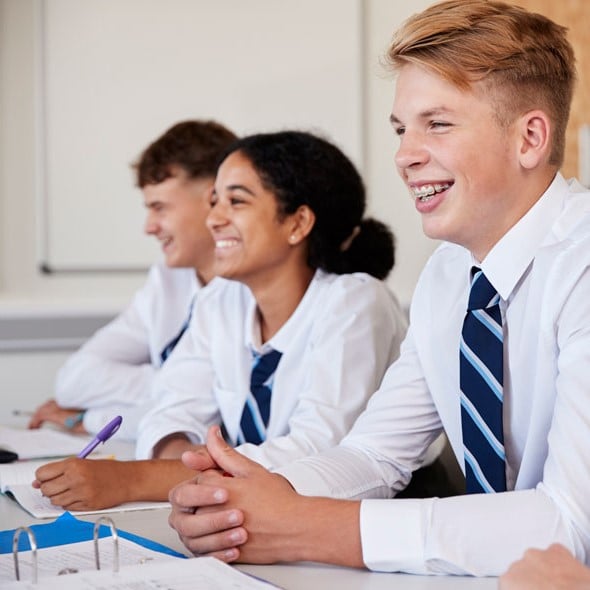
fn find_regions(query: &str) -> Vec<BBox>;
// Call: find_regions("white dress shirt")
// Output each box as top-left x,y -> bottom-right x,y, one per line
135,270 -> 408,467
55,262 -> 199,439
278,174 -> 590,576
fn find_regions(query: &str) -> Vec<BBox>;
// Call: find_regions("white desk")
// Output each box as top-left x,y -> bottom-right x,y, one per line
1,493 -> 498,589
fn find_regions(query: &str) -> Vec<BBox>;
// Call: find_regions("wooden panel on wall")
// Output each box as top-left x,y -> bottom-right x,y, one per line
515,0 -> 590,180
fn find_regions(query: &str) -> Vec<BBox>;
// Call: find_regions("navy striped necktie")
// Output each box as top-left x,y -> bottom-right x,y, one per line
238,348 -> 282,445
160,296 -> 195,364
460,267 -> 507,493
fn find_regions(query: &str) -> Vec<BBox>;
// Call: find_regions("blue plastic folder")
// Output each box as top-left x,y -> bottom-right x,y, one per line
0,511 -> 185,557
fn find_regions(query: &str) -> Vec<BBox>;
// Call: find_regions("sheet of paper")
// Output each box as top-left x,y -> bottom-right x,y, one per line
1,554 -> 278,589
0,535 -> 177,584
0,460 -> 46,492
0,427 -> 88,460
4,484 -> 170,519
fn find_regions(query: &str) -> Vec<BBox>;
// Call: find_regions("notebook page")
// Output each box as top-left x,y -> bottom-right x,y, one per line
4,484 -> 170,519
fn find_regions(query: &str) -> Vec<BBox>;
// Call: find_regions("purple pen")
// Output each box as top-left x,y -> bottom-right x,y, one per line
77,415 -> 123,459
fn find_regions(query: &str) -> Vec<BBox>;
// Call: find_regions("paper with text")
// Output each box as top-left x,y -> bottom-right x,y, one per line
2,553 -> 278,589
0,536 -> 177,584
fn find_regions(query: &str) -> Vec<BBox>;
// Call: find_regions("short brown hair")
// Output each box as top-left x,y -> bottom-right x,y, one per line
134,120 -> 237,187
386,0 -> 576,167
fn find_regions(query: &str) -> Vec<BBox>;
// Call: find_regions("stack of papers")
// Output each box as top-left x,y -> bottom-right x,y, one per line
0,513 -> 276,590
2,555 -> 278,589
1,513 -> 278,588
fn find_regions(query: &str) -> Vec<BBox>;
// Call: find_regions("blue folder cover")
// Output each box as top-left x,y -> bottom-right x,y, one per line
0,511 -> 186,558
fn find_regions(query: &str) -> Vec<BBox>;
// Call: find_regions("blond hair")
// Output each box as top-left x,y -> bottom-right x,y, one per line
386,0 -> 576,166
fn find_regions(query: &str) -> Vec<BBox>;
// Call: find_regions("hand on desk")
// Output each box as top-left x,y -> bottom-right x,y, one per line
33,457 -> 136,510
168,425 -> 363,567
28,399 -> 87,434
32,456 -> 199,510
499,544 -> 590,589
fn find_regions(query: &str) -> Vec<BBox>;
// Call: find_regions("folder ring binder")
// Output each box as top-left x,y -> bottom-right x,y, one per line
93,516 -> 120,573
12,526 -> 38,584
10,516 -> 120,583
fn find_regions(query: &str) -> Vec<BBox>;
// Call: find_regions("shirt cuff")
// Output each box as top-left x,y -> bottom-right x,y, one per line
360,498 -> 432,573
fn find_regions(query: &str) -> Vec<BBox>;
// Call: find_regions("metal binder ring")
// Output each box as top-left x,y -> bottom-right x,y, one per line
93,516 -> 119,573
12,526 -> 38,584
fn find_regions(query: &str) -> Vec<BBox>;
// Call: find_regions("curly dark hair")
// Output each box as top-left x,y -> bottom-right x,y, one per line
219,131 -> 395,279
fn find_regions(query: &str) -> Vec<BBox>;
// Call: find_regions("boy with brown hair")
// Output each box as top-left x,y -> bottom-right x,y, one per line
29,120 -> 236,439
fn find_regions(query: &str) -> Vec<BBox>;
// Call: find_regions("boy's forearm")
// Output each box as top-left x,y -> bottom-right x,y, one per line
292,497 -> 364,567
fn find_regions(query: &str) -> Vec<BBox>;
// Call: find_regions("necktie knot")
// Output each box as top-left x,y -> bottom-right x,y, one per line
239,347 -> 283,445
468,268 -> 500,311
251,348 -> 282,387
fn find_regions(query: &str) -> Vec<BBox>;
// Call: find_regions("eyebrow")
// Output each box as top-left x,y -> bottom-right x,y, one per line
215,183 -> 257,196
389,107 -> 454,125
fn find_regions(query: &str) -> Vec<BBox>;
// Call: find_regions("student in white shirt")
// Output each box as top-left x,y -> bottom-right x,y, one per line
33,130 -> 406,510
28,120 -> 237,440
165,0 -> 590,577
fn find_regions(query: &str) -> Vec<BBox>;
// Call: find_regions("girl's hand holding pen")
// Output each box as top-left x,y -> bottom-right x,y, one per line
32,415 -> 124,511
33,456 -> 129,511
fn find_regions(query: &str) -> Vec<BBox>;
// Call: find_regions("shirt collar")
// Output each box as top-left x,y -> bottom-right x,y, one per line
244,269 -> 324,355
480,173 -> 567,301
192,270 -> 203,292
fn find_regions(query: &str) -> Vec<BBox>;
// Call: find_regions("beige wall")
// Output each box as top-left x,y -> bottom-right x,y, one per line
515,0 -> 590,180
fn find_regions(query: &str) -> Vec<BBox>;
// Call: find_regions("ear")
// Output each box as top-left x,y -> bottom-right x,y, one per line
517,110 -> 551,170
286,205 -> 316,246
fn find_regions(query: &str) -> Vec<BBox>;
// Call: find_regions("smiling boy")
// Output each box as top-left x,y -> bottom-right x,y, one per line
166,0 -> 590,577
28,120 -> 236,439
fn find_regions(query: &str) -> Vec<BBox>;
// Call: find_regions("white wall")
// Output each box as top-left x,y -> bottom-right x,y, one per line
0,351 -> 70,426
364,0 -> 435,304
0,0 -> 147,310
0,0 -> 436,408
0,0 -> 436,309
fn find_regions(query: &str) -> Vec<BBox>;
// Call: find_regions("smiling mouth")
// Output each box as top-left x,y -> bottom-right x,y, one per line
215,239 -> 239,249
412,183 -> 452,202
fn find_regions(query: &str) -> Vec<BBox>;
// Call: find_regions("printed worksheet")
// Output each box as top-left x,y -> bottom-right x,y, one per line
0,536 -> 177,584
1,552 -> 278,589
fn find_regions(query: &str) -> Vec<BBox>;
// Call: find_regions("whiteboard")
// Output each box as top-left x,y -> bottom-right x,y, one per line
37,0 -> 363,272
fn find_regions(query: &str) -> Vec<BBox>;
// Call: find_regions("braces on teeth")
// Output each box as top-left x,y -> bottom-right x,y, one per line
414,183 -> 450,201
